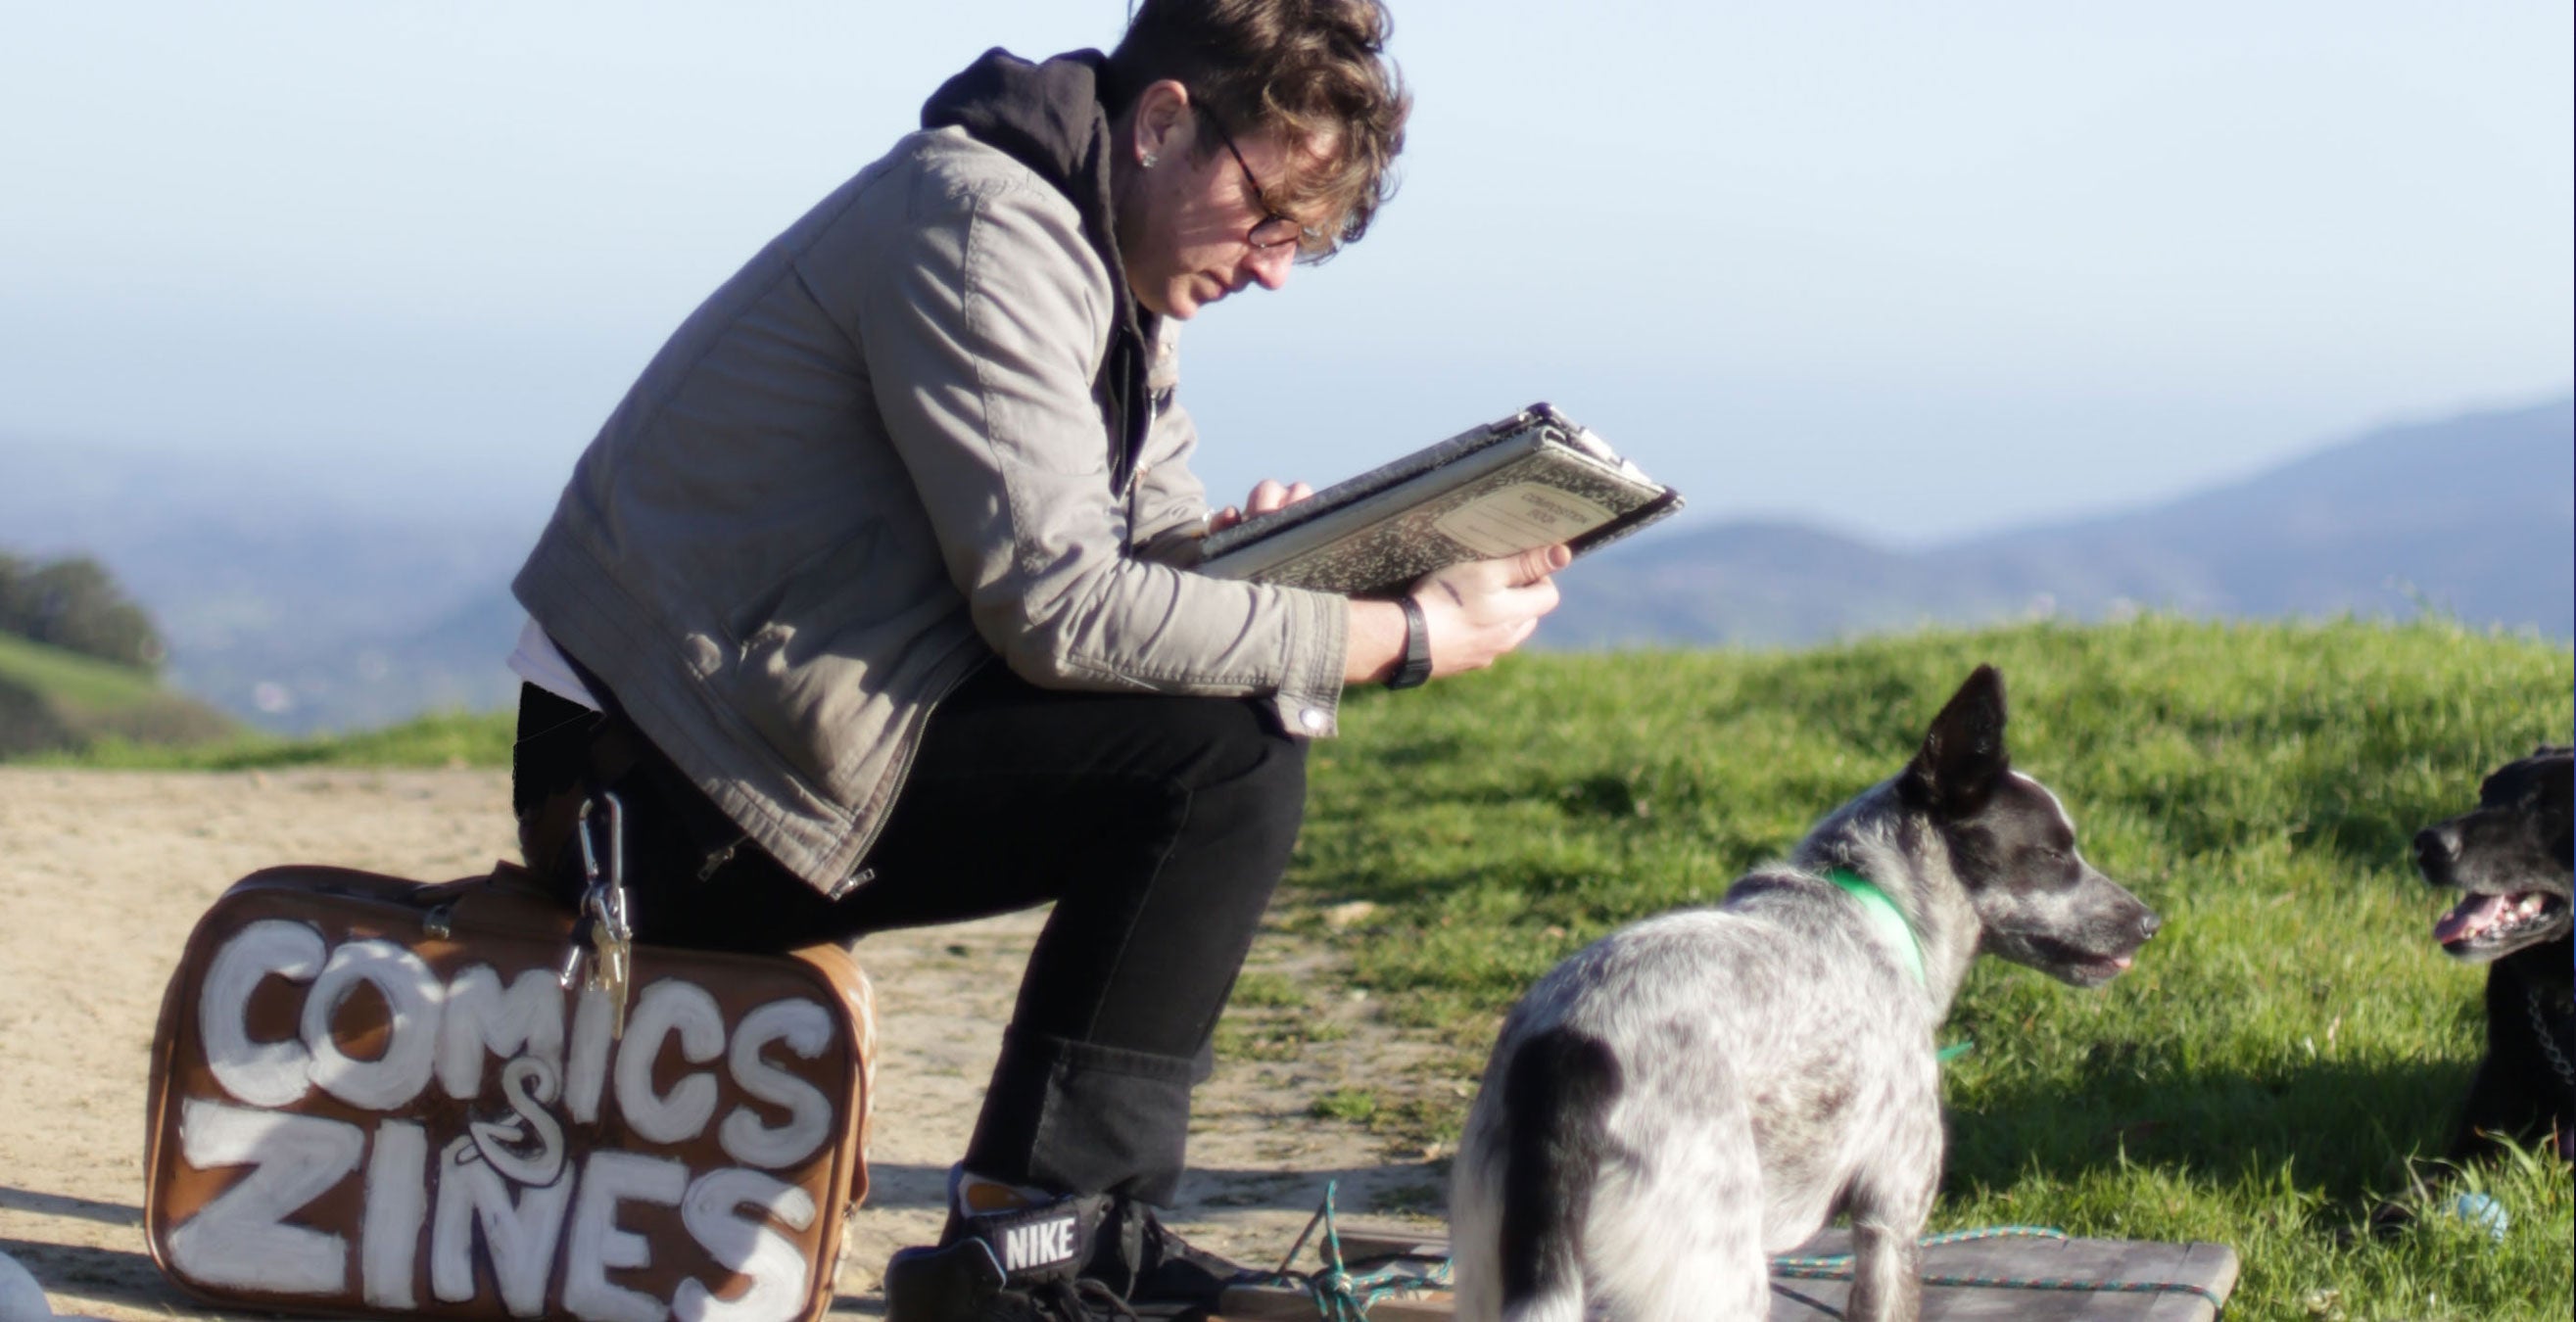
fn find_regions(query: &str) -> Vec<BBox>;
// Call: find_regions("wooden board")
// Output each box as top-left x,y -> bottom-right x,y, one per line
1216,1226 -> 2239,1322
1768,1229 -> 2239,1321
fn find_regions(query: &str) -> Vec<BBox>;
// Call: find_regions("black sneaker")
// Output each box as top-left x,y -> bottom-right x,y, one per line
1086,1201 -> 1260,1317
885,1195 -> 1138,1322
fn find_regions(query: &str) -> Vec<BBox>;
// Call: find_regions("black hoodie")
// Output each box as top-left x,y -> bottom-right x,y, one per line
922,48 -> 1157,490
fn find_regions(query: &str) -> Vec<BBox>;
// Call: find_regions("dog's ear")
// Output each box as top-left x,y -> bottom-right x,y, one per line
1903,665 -> 2009,814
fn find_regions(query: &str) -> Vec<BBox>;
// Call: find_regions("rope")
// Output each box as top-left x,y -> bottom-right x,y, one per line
1261,1180 -> 1453,1321
1770,1224 -> 2229,1316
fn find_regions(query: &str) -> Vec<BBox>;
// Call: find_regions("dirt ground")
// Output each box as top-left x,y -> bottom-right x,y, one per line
0,767 -> 1449,1320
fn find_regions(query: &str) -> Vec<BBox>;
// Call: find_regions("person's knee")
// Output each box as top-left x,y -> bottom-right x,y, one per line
1193,712 -> 1308,861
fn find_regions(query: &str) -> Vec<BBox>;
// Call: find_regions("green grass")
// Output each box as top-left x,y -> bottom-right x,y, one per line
27,708 -> 515,770
0,631 -> 170,707
1291,615 -> 2573,1322
0,632 -> 239,751
25,614 -> 2573,1316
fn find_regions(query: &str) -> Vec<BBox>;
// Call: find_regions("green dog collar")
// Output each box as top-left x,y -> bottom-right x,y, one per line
1825,867 -> 1928,988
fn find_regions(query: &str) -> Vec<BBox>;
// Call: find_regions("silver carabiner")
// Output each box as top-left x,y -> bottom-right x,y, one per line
563,791 -> 637,1037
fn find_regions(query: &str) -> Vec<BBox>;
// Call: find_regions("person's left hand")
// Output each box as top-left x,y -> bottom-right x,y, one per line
1208,479 -> 1313,534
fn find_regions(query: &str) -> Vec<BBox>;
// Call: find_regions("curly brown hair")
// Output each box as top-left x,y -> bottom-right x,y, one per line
1108,0 -> 1409,260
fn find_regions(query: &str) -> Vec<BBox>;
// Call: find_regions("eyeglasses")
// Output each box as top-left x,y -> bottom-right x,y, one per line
1194,103 -> 1332,259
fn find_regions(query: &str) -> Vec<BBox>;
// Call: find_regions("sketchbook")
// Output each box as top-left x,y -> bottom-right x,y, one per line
1195,402 -> 1683,596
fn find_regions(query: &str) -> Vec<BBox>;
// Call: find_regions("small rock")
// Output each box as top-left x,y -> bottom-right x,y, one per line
1323,901 -> 1378,930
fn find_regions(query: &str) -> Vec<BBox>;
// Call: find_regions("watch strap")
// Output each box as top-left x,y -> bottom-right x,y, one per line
1387,595 -> 1433,690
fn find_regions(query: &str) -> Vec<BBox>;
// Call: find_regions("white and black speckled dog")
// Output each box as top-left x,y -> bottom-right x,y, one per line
1449,665 -> 2161,1322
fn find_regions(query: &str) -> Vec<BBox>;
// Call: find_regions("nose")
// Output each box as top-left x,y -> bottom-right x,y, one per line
2414,826 -> 2455,876
1245,241 -> 1294,291
2136,910 -> 2163,942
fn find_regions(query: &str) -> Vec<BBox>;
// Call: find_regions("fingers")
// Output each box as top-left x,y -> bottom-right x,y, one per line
1208,505 -> 1244,533
1506,543 -> 1572,586
1243,479 -> 1315,516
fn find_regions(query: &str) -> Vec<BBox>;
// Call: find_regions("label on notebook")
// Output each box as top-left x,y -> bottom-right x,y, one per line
1434,483 -> 1615,556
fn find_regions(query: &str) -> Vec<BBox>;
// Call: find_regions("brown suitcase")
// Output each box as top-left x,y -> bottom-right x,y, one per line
143,862 -> 877,1322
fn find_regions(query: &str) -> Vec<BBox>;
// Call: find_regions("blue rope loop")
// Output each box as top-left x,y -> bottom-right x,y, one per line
1262,1180 -> 1453,1322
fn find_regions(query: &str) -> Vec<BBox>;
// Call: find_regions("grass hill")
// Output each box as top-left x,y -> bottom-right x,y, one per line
27,618 -> 2575,1318
1296,616 -> 2571,1320
0,632 -> 237,757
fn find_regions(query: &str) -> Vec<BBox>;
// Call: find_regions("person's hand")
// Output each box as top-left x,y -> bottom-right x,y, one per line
1412,543 -> 1569,677
1208,479 -> 1314,534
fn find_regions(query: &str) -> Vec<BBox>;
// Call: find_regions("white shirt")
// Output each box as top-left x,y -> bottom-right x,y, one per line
507,617 -> 601,711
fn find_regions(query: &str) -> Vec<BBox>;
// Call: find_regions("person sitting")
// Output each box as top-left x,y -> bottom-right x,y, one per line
505,1 -> 1564,1315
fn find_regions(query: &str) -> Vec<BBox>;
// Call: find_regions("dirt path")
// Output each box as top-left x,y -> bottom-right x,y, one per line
0,767 -> 1449,1319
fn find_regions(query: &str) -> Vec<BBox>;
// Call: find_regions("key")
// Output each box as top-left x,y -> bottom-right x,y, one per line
559,910 -> 596,990
590,900 -> 633,1039
583,881 -> 636,1039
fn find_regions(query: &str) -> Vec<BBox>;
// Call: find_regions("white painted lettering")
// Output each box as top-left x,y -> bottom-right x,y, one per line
200,920 -> 323,1107
614,980 -> 724,1145
566,985 -> 616,1124
468,1057 -> 569,1188
166,1099 -> 360,1294
563,1151 -> 688,1322
718,999 -> 835,1169
304,939 -> 443,1110
438,966 -> 567,1099
361,1118 -> 428,1308
169,929 -> 855,1321
430,1135 -> 572,1317
672,1168 -> 818,1322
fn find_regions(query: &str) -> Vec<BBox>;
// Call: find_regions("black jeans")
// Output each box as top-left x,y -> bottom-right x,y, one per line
511,662 -> 1309,1204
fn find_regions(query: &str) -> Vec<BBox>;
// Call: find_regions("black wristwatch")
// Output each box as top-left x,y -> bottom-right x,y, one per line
1387,595 -> 1433,690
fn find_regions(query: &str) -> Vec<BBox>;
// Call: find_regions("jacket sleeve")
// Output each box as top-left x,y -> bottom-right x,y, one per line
829,170 -> 1347,736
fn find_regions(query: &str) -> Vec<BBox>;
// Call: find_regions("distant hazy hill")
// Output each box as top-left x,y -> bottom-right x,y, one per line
1547,398 -> 2574,648
5,397 -> 2565,732
0,443 -> 545,732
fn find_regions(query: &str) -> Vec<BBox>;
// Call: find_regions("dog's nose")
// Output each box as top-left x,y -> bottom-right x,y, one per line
2136,911 -> 2163,942
2413,826 -> 2455,875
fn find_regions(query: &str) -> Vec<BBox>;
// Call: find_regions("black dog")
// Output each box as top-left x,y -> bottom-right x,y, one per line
2414,744 -> 2573,1165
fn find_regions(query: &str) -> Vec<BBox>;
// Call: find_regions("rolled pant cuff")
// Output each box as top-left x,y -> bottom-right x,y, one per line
965,1029 -> 1198,1205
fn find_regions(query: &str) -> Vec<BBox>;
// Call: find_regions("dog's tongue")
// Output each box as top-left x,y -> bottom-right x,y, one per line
2434,892 -> 2509,945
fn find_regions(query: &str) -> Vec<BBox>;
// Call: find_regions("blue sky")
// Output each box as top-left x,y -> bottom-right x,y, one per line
3,1 -> 2568,544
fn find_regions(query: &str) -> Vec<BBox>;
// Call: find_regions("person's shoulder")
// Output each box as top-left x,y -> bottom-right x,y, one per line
894,127 -> 1073,219
795,128 -> 1105,318
793,129 -> 1087,264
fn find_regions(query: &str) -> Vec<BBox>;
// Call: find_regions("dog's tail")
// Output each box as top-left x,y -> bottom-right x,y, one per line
1498,1025 -> 1622,1322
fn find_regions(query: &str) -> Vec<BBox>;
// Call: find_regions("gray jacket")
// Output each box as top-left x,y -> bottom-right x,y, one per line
513,116 -> 1349,897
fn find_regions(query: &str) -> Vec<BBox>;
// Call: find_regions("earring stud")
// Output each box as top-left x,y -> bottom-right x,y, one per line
1141,152 -> 1160,168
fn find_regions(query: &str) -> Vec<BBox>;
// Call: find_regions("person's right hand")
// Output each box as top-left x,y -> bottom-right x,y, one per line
1412,543 -> 1569,678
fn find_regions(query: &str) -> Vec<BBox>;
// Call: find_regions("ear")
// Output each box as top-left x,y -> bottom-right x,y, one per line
1902,665 -> 2009,814
2538,755 -> 2574,806
1127,79 -> 1193,165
